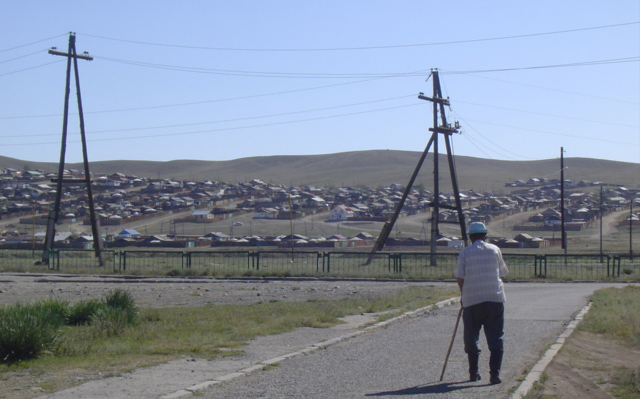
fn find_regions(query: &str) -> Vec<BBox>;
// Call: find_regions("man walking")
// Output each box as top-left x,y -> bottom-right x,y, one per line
455,222 -> 508,384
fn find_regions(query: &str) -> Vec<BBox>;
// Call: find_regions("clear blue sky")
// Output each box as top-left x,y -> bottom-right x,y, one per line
1,1 -> 639,167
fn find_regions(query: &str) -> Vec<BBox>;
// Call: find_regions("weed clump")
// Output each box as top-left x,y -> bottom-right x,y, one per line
0,303 -> 65,363
0,289 -> 138,363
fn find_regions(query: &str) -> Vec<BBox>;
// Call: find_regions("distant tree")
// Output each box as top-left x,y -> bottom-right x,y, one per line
23,164 -> 31,171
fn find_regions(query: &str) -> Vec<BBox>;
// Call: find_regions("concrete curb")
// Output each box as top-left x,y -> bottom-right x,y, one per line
159,296 -> 461,398
511,302 -> 592,399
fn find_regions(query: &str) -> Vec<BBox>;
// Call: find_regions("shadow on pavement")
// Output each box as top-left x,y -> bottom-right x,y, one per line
365,380 -> 477,396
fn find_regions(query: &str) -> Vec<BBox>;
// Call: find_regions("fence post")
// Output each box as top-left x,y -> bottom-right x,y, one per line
316,252 -> 322,273
322,252 -> 326,272
182,252 -> 191,269
122,251 -> 127,271
327,252 -> 331,273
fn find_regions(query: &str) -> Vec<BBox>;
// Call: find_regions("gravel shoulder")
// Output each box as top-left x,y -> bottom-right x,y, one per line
0,273 -> 449,308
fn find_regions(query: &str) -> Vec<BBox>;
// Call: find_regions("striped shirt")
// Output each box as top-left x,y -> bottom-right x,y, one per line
455,240 -> 509,308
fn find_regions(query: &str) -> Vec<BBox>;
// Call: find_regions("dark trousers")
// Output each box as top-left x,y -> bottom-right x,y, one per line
463,302 -> 504,375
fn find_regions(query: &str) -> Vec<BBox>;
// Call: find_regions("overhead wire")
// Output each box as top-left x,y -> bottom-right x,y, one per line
454,100 -> 639,129
0,49 -> 46,65
95,55 -> 430,78
2,102 -> 423,146
0,33 -> 69,53
1,94 -> 417,138
79,21 -> 639,52
0,60 -> 63,77
0,69 -> 430,119
440,57 -> 639,75
449,72 -> 640,105
450,109 -> 535,160
460,118 -> 639,146
91,55 -> 639,79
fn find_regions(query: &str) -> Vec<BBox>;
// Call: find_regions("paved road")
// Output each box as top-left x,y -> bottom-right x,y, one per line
36,282 -> 627,399
201,283 -> 623,399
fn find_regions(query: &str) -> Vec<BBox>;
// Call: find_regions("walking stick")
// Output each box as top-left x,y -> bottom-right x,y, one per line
439,306 -> 463,381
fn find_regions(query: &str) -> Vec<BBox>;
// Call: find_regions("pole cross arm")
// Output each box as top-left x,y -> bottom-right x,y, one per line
429,126 -> 459,134
418,93 -> 450,105
48,49 -> 93,61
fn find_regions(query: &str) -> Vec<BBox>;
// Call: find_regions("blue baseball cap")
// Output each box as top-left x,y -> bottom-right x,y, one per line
468,222 -> 488,235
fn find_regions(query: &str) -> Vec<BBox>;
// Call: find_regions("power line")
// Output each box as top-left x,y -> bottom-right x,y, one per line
94,55 -> 638,79
1,54 -> 636,119
464,118 -> 640,146
0,94 -> 416,138
0,49 -> 45,65
451,111 -> 532,160
79,21 -> 639,52
0,60 -> 63,77
0,71 -> 427,119
441,57 -> 640,75
454,100 -> 639,128
95,55 -> 427,78
0,33 -> 68,53
449,73 -> 640,105
2,102 -> 423,146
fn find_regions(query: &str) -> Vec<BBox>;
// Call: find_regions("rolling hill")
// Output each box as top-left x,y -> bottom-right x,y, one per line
1,150 -> 638,191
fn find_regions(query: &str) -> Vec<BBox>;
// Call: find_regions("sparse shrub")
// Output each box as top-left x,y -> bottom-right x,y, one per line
103,289 -> 138,325
90,306 -> 131,337
32,298 -> 70,325
68,299 -> 103,325
0,304 -> 63,363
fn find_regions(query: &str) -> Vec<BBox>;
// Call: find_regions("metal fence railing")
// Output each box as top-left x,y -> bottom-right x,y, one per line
0,248 -> 637,281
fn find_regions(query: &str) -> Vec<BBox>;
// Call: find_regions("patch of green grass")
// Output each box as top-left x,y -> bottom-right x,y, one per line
0,303 -> 64,363
67,299 -> 103,325
0,290 -> 139,365
1,286 -> 456,395
610,367 -> 640,399
579,285 -> 640,349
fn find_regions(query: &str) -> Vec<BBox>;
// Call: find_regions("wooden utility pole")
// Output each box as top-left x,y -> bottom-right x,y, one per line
366,69 -> 468,265
599,185 -> 604,263
630,200 -> 634,261
560,147 -> 567,263
42,32 -> 105,266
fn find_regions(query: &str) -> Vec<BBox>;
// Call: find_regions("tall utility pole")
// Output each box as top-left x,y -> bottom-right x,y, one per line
560,147 -> 567,259
630,200 -> 634,261
42,32 -> 105,266
599,185 -> 604,263
366,69 -> 468,265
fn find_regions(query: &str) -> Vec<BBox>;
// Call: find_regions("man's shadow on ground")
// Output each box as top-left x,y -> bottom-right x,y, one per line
365,380 -> 481,396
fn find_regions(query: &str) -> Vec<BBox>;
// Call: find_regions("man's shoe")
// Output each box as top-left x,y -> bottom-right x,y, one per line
470,373 -> 481,382
490,374 -> 502,384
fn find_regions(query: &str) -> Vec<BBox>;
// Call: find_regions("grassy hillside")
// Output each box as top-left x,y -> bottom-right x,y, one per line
1,150 -> 638,191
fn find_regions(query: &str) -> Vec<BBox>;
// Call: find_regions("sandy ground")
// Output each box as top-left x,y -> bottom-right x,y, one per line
540,331 -> 640,399
0,273 -> 445,308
